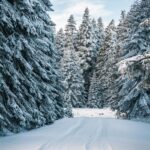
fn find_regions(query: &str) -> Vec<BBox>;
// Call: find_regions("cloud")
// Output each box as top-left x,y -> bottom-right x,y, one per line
50,0 -> 113,30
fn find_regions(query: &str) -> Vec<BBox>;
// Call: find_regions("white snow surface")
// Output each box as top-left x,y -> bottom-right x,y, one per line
0,109 -> 150,150
73,108 -> 117,118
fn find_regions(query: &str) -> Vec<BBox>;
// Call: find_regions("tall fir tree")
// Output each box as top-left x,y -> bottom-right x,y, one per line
108,11 -> 129,109
66,15 -> 77,38
87,18 -> 105,107
56,28 -> 65,64
91,19 -> 100,61
115,0 -> 150,119
65,14 -> 77,48
97,17 -> 105,52
56,28 -> 65,57
76,8 -> 97,100
93,20 -> 117,108
0,0 -> 65,135
61,16 -> 85,109
116,10 -> 128,58
87,71 -> 99,108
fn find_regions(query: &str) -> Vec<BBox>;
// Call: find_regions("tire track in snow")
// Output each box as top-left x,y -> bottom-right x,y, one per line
84,125 -> 100,150
83,119 -> 113,150
38,118 -> 85,150
97,120 -> 113,150
1,117 -> 150,150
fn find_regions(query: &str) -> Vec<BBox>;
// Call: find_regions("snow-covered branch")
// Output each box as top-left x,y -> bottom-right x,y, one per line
118,54 -> 150,75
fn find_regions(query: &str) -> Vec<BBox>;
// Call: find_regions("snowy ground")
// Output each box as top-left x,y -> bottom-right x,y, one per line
73,108 -> 117,118
0,109 -> 150,150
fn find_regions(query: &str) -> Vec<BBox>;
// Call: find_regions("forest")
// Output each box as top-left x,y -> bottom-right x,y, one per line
0,0 -> 150,139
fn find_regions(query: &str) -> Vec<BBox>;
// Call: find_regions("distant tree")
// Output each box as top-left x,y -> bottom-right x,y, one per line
97,17 -> 105,52
91,19 -> 99,60
65,14 -> 77,44
61,16 -> 86,110
56,28 -> 65,64
116,10 -> 128,58
94,20 -> 117,108
76,8 -> 97,100
87,71 -> 99,108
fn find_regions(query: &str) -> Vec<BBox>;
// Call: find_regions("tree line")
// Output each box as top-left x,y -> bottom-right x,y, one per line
56,0 -> 150,119
0,0 -> 149,136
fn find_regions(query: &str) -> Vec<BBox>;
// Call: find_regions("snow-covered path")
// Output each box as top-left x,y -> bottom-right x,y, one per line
0,117 -> 150,150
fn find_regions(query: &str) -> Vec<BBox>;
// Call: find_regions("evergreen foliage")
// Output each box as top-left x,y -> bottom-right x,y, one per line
93,20 -> 117,108
76,8 -> 97,100
115,0 -> 150,119
1,0 -> 150,136
0,0 -> 65,135
61,16 -> 86,109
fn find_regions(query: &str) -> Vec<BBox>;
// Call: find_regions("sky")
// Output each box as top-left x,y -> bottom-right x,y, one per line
50,0 -> 135,31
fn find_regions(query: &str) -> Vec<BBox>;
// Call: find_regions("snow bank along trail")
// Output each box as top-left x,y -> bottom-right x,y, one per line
0,117 -> 150,150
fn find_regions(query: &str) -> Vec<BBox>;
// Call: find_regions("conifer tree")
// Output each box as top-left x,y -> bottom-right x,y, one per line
0,0 -> 65,135
65,14 -> 77,49
87,18 -> 105,107
56,28 -> 65,64
107,11 -> 128,109
61,16 -> 85,109
76,8 -> 96,100
87,72 -> 99,108
66,15 -> 77,38
91,19 -> 99,60
116,0 -> 150,119
97,17 -> 105,52
94,20 -> 117,107
116,10 -> 127,49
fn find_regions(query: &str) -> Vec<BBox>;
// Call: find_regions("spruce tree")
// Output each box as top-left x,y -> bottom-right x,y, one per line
116,0 -> 150,119
0,0 -> 65,135
87,71 -> 99,108
108,11 -> 128,109
87,18 -> 105,108
56,28 -> 65,54
116,10 -> 128,58
61,16 -> 85,109
94,20 -> 117,108
56,28 -> 65,64
97,17 -> 105,52
66,15 -> 77,38
91,19 -> 99,61
76,8 -> 96,100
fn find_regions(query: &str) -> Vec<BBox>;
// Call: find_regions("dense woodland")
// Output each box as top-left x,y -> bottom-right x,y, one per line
0,0 -> 150,136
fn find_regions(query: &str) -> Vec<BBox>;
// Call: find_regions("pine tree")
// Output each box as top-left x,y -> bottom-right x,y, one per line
116,10 -> 128,58
56,28 -> 65,63
116,0 -> 150,119
94,20 -> 117,108
66,15 -> 77,38
87,18 -> 105,108
0,0 -> 65,135
61,17 -> 85,110
76,8 -> 96,100
62,48 -> 85,109
87,71 -> 99,108
106,12 -> 128,109
91,19 -> 99,60
97,17 -> 105,52
65,14 -> 78,50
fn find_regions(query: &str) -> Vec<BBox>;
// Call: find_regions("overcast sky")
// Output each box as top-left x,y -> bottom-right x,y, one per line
50,0 -> 135,30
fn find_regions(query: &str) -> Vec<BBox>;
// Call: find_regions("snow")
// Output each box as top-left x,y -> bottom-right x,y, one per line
118,54 -> 150,75
0,108 -> 150,150
73,108 -> 117,118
